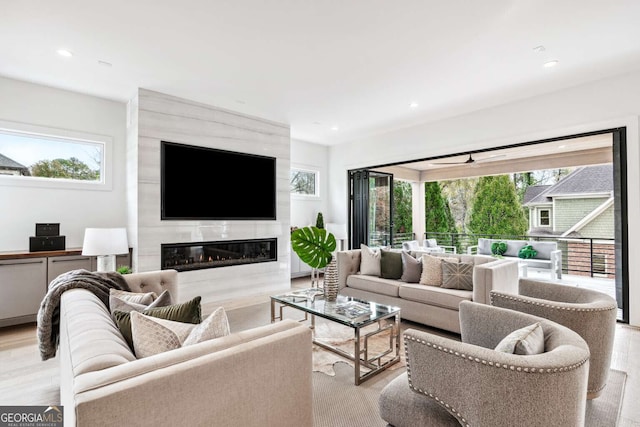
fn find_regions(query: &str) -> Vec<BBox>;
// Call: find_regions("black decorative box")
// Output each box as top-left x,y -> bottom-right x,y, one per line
29,236 -> 66,252
35,223 -> 60,237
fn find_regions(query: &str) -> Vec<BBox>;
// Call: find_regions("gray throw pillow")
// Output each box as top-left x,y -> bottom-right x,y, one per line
380,249 -> 403,279
400,251 -> 422,283
440,260 -> 473,290
495,323 -> 545,355
109,289 -> 173,314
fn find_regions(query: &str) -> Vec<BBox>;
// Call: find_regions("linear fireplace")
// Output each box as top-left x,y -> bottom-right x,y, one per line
161,238 -> 277,272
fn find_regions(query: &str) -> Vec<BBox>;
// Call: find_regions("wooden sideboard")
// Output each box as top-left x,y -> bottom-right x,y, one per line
0,248 -> 131,327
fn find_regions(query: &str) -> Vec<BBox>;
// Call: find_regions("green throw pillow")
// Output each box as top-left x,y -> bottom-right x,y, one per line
518,245 -> 538,259
113,296 -> 203,350
380,249 -> 403,279
491,241 -> 507,256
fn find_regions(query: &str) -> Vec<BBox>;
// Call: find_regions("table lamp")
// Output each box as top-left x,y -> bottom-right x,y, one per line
82,228 -> 129,272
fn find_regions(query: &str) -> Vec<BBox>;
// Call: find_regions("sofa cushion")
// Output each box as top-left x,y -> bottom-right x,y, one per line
381,249 -> 403,279
503,240 -> 528,258
529,241 -> 557,260
477,239 -> 493,255
346,275 -> 400,297
494,322 -> 545,355
399,284 -> 472,310
441,260 -> 473,290
109,289 -> 173,314
360,244 -> 381,276
400,251 -> 422,283
131,306 -> 230,358
419,255 -> 458,287
112,296 -> 203,350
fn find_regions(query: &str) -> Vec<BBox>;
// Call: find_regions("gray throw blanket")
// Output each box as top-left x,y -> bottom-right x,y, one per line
37,269 -> 130,361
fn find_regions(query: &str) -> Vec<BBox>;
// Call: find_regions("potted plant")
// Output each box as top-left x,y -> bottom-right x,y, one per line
291,226 -> 338,299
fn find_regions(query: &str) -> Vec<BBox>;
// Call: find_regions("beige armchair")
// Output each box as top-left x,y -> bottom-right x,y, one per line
379,301 -> 590,427
491,278 -> 617,399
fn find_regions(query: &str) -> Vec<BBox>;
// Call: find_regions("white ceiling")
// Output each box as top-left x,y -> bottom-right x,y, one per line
2,1 -> 640,145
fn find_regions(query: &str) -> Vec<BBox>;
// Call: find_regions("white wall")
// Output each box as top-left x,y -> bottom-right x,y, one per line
328,69 -> 640,326
0,76 -> 127,251
290,138 -> 329,228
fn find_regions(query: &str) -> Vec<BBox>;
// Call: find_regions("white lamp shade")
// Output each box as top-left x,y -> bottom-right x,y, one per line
82,228 -> 129,256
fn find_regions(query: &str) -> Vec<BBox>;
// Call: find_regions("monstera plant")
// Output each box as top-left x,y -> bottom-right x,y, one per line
291,226 -> 336,270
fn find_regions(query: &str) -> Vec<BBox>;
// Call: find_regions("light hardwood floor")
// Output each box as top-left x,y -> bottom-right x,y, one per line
1,277 -> 639,426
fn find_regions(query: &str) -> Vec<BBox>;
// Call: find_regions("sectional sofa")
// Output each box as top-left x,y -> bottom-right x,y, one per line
336,248 -> 519,334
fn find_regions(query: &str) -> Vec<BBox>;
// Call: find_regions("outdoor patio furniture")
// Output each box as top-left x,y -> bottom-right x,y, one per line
401,239 -> 456,254
490,277 -> 617,399
379,300 -> 590,427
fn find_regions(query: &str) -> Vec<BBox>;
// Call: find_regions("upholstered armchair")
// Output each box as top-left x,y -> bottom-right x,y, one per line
491,278 -> 617,399
379,301 -> 590,427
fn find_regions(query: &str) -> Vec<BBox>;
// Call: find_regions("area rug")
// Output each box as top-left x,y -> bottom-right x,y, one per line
312,363 -> 626,427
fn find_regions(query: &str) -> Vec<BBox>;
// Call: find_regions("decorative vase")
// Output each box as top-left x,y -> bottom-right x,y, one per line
323,255 -> 339,301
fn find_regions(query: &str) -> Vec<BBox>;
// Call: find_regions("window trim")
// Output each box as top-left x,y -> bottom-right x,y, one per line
0,120 -> 113,191
538,208 -> 551,227
290,166 -> 320,199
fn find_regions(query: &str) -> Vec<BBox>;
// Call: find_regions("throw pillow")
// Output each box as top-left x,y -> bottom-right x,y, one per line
419,255 -> 458,287
360,244 -> 381,276
400,251 -> 422,283
130,306 -> 230,358
112,296 -> 203,350
380,249 -> 403,279
109,289 -> 173,314
518,245 -> 538,259
440,260 -> 474,290
494,322 -> 545,355
109,288 -> 157,305
491,241 -> 507,256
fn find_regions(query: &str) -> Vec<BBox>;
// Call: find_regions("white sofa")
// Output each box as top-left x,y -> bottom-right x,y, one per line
336,250 -> 519,334
58,269 -> 313,427
467,238 -> 562,279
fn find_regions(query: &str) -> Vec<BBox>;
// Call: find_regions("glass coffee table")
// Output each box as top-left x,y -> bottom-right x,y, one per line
270,289 -> 401,385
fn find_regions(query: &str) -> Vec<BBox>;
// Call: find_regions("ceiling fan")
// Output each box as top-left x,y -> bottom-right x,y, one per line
430,153 -> 506,165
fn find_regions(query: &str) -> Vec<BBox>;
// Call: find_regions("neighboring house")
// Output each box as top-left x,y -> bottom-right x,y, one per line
0,153 -> 30,176
523,164 -> 614,278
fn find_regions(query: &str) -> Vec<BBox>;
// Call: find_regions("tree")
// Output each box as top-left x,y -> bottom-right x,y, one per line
468,175 -> 528,237
393,180 -> 412,234
440,177 -> 478,233
30,157 -> 99,180
424,182 -> 456,233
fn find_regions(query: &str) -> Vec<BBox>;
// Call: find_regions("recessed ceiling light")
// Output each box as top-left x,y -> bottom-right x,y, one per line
543,60 -> 559,68
330,126 -> 339,131
533,45 -> 546,53
409,102 -> 419,109
57,49 -> 73,57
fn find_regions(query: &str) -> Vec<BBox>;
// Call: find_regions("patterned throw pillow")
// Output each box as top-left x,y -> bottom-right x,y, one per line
494,323 -> 545,355
110,288 -> 157,305
491,241 -> 507,256
112,296 -> 202,350
109,289 -> 173,314
518,245 -> 538,259
419,255 -> 459,286
400,251 -> 422,283
360,244 -> 381,276
440,260 -> 474,290
131,307 -> 230,358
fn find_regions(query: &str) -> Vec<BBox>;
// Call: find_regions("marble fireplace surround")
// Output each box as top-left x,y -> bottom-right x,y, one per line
126,89 -> 291,304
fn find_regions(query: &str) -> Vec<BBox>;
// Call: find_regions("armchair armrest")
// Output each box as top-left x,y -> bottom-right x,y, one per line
467,245 -> 478,255
336,249 -> 361,289
439,245 -> 457,254
403,326 -> 589,427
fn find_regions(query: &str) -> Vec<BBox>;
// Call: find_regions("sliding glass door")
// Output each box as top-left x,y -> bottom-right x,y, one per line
349,169 -> 394,249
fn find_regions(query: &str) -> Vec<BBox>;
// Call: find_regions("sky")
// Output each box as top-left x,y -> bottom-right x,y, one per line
0,132 -> 101,170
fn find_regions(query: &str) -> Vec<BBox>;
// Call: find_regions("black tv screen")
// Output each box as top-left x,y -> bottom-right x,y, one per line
161,141 -> 277,220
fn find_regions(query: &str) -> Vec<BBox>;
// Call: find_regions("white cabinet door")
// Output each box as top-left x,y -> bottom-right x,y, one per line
47,255 -> 92,285
0,257 -> 47,325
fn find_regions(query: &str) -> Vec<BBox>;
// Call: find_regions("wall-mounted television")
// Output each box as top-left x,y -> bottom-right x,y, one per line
161,141 -> 277,220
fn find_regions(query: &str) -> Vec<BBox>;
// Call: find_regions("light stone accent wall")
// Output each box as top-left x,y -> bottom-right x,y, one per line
127,89 -> 291,304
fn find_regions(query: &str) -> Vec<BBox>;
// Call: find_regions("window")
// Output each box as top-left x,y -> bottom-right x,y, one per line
0,121 -> 110,190
539,209 -> 550,226
290,168 -> 319,197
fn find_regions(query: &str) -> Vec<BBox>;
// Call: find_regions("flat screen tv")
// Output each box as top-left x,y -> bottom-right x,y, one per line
161,141 -> 277,220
